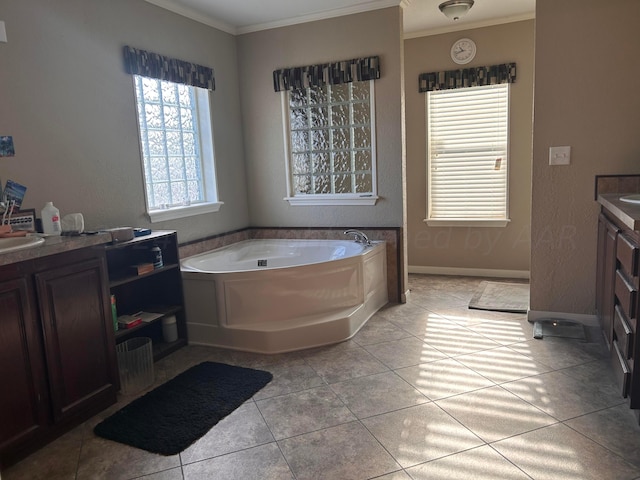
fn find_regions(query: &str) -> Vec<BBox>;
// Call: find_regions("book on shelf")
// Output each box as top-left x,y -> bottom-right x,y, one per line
117,314 -> 143,329
130,263 -> 154,275
136,311 -> 164,323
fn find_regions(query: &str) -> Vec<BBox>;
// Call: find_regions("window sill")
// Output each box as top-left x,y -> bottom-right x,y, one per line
147,202 -> 224,223
424,218 -> 510,227
285,195 -> 379,206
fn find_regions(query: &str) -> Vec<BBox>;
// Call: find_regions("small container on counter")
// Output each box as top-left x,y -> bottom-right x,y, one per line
41,202 -> 61,236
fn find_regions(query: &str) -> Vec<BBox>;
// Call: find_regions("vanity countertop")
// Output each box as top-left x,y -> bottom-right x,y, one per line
598,193 -> 640,231
0,233 -> 113,267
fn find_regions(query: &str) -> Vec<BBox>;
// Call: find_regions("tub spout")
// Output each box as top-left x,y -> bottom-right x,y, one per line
344,229 -> 372,246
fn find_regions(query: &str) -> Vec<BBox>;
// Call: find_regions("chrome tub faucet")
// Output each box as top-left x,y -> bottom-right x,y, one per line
343,229 -> 372,246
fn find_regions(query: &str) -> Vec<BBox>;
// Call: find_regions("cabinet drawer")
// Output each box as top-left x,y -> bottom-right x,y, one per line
617,234 -> 639,277
612,340 -> 631,398
614,304 -> 634,359
615,269 -> 637,319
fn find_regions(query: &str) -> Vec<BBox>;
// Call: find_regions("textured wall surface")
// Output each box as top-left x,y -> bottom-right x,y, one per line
0,0 -> 249,243
531,0 -> 640,314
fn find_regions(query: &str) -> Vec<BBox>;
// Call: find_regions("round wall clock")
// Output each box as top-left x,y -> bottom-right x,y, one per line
450,38 -> 476,65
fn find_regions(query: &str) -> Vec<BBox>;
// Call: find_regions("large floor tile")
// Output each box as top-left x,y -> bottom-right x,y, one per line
430,304 -> 527,328
278,421 -> 400,480
386,310 -> 444,337
436,385 -> 557,443
256,385 -> 355,439
362,403 -> 483,468
405,445 -> 531,480
252,358 -> 325,400
352,316 -> 413,346
466,316 -> 534,345
179,402 -> 274,465
502,364 -> 624,421
302,345 -> 389,384
454,346 -> 553,384
182,443 -> 293,480
507,337 -> 607,370
377,302 -> 430,322
492,423 -> 640,480
3,427 -> 84,480
565,403 -> 640,469
75,435 -> 180,480
363,336 -> 447,369
415,318 -> 501,357
330,371 -> 428,418
395,357 -> 495,400
370,471 -> 413,480
137,468 -> 184,480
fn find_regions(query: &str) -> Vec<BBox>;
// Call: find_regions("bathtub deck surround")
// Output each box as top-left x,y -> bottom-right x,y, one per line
181,239 -> 388,353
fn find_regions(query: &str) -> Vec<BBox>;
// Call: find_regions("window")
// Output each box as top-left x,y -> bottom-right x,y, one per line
426,83 -> 509,226
133,75 -> 221,222
282,80 -> 377,206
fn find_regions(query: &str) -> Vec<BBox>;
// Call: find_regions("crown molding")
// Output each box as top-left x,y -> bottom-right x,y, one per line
144,0 -> 237,35
147,0 -> 402,36
237,0 -> 401,35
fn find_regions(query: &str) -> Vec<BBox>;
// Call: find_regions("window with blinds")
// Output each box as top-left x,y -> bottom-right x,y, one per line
426,83 -> 510,226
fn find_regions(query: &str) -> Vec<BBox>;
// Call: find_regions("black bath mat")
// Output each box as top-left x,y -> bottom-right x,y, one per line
94,361 -> 272,455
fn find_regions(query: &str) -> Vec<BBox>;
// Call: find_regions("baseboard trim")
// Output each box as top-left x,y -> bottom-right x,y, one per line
401,289 -> 410,304
527,310 -> 599,327
409,265 -> 530,280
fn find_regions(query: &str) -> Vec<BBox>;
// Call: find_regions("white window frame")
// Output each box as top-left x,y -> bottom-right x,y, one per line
132,76 -> 223,223
425,83 -> 510,227
281,80 -> 378,206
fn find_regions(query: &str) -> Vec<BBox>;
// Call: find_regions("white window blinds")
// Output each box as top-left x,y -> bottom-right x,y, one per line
427,83 -> 509,226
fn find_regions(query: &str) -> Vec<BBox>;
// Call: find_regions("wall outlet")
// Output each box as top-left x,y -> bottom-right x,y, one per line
549,146 -> 571,165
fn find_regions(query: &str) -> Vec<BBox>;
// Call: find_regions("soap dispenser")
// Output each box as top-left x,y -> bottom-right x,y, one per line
41,202 -> 61,235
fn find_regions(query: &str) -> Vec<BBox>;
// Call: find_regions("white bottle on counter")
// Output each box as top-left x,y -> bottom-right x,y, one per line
41,202 -> 61,235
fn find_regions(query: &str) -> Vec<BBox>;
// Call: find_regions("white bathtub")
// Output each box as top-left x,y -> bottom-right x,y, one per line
181,239 -> 388,354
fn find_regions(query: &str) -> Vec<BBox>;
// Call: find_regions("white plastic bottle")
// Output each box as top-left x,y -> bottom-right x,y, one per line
41,202 -> 61,235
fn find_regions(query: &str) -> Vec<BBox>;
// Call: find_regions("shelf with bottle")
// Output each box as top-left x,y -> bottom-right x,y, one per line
105,230 -> 187,362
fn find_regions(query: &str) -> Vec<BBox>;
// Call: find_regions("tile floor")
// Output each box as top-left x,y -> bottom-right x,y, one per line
5,274 -> 640,480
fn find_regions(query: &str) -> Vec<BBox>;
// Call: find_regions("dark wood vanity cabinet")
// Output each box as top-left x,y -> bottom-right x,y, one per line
0,248 -> 118,469
0,273 -> 49,469
596,208 -> 640,415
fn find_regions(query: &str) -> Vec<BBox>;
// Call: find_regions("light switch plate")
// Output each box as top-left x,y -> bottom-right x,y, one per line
0,22 -> 6,43
549,146 -> 571,165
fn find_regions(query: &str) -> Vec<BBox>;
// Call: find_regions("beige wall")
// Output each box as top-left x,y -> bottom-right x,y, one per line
0,0 -> 249,243
404,20 -> 534,275
531,0 -> 640,315
237,7 -> 405,229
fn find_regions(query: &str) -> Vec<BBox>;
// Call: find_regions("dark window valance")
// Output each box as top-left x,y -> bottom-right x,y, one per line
273,56 -> 380,92
419,63 -> 516,93
123,46 -> 215,90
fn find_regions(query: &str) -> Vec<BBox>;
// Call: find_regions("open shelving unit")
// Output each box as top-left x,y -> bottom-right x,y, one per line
105,230 -> 187,361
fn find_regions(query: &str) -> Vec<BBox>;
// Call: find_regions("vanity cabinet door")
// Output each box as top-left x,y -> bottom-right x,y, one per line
35,253 -> 118,424
0,274 -> 49,468
596,213 -> 619,349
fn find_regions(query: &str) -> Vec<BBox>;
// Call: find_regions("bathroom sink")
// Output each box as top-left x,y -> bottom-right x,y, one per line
620,194 -> 640,205
0,235 -> 45,254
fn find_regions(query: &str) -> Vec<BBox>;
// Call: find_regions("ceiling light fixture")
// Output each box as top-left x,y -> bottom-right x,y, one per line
438,0 -> 474,21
